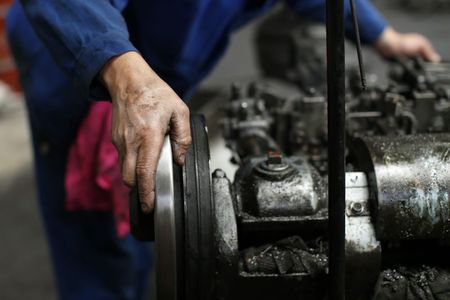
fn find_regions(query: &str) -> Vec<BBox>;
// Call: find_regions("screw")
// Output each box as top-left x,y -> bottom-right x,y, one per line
267,151 -> 283,165
350,202 -> 364,215
213,169 -> 227,178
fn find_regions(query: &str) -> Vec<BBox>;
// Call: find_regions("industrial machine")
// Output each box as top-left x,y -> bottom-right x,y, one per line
130,57 -> 450,300
130,2 -> 450,298
255,8 -> 327,94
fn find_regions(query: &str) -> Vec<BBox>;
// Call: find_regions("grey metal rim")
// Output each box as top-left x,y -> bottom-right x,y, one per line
155,136 -> 178,300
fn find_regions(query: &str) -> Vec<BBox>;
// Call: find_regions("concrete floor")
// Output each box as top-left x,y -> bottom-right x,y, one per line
1,2 -> 450,299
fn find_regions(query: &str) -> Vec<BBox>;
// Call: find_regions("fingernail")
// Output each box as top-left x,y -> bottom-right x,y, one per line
178,154 -> 186,164
149,191 -> 155,210
430,53 -> 441,62
141,203 -> 149,214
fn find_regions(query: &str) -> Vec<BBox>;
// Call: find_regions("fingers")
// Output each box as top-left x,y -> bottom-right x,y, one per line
106,56 -> 191,216
401,34 -> 441,62
419,39 -> 441,62
121,149 -> 138,187
375,28 -> 441,63
112,125 -> 139,187
136,132 -> 165,214
170,103 -> 192,165
134,105 -> 190,215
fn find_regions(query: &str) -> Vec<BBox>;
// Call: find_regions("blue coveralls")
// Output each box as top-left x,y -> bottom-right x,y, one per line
6,1 -> 387,299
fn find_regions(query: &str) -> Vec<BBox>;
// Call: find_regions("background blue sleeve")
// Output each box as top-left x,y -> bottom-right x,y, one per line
285,0 -> 388,44
19,0 -> 135,100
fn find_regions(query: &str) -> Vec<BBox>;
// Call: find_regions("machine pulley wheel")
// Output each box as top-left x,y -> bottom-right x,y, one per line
130,114 -> 215,300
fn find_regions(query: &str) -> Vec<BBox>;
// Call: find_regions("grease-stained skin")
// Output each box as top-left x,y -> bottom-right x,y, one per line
102,52 -> 191,213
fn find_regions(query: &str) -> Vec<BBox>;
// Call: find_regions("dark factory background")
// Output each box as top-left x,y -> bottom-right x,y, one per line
1,1 -> 450,299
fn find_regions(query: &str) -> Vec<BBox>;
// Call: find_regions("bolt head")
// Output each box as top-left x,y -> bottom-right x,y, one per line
350,202 -> 364,215
267,151 -> 283,165
213,169 -> 227,178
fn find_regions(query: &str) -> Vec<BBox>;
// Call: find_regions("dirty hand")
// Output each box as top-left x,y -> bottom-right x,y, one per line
101,51 -> 191,213
375,27 -> 441,62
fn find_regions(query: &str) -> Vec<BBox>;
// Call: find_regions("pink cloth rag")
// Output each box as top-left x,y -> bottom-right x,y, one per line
65,102 -> 130,237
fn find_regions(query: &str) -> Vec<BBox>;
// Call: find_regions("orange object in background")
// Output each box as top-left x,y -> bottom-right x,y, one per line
0,0 -> 20,92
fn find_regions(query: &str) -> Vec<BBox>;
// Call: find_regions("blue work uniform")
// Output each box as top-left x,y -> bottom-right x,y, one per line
6,1 -> 387,299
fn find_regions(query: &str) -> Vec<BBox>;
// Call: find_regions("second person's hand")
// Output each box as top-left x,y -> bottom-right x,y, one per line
375,27 -> 441,62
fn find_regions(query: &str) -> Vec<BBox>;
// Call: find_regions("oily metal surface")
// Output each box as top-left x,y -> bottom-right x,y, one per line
353,134 -> 450,240
345,172 -> 381,299
155,136 -> 178,300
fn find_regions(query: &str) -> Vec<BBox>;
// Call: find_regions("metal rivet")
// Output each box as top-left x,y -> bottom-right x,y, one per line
350,202 -> 364,215
213,169 -> 226,178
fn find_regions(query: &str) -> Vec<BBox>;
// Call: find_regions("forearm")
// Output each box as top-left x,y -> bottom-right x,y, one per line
20,0 -> 135,99
19,1 -> 192,214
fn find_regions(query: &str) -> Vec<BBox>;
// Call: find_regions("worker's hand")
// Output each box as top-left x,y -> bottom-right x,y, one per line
101,51 -> 191,214
375,27 -> 441,62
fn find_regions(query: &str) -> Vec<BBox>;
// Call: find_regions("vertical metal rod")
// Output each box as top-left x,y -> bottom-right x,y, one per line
349,0 -> 367,89
326,0 -> 346,298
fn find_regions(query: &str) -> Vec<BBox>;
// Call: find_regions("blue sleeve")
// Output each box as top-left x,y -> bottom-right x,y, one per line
19,0 -> 135,100
285,0 -> 388,44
